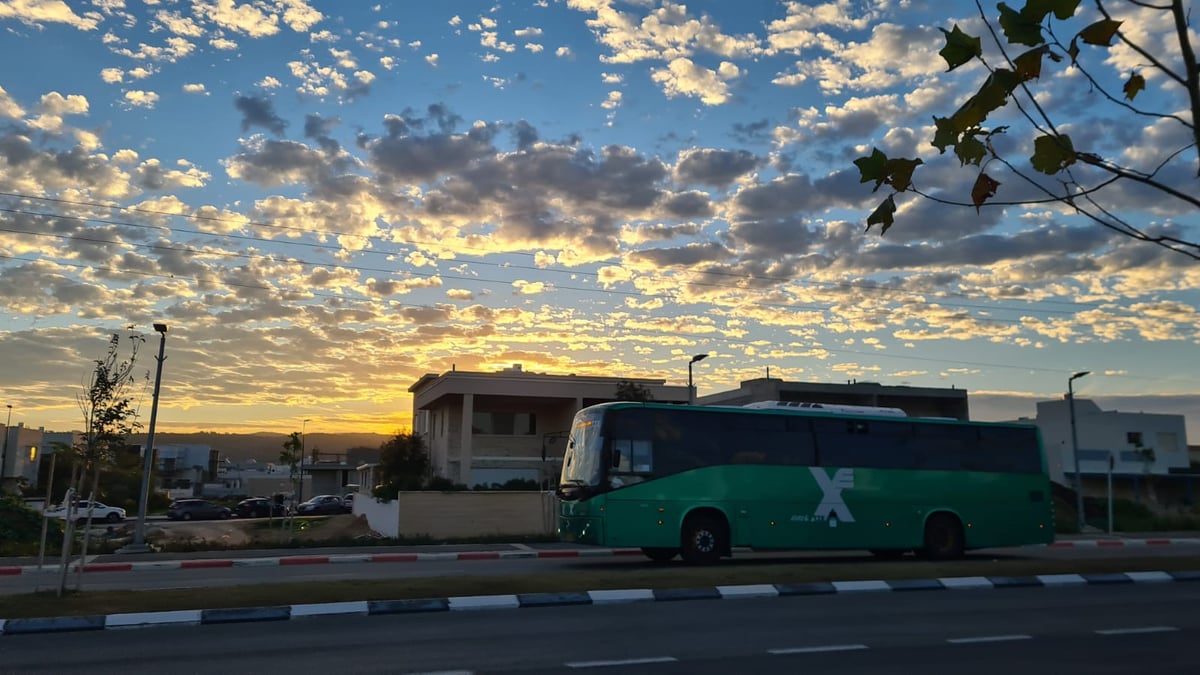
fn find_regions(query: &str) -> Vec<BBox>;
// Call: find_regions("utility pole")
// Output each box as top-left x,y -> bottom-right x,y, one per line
118,323 -> 168,554
1,404 -> 12,494
1068,370 -> 1090,533
688,354 -> 708,405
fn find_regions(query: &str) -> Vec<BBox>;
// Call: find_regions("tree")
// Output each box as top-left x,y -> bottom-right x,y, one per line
373,431 -> 430,500
854,0 -> 1199,259
280,432 -> 303,497
615,380 -> 654,402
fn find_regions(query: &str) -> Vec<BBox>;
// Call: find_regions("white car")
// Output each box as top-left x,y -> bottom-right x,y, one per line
46,500 -> 127,523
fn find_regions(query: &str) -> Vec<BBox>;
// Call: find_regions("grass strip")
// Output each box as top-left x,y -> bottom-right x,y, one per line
2,555 -> 1197,620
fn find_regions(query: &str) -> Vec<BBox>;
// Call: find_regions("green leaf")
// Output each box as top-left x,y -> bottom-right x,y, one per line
1013,46 -> 1047,81
1078,19 -> 1121,46
955,134 -> 987,166
1024,0 -> 1080,21
998,2 -> 1045,47
1067,37 -> 1080,61
853,148 -> 890,191
938,25 -> 982,71
883,157 -> 923,192
866,195 -> 897,235
971,172 -> 1001,212
951,69 -> 1023,130
931,116 -> 960,153
1123,72 -> 1145,100
1030,133 -> 1077,174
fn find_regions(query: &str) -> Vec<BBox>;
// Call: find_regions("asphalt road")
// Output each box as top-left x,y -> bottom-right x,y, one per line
0,583 -> 1196,674
3,541 -> 1199,595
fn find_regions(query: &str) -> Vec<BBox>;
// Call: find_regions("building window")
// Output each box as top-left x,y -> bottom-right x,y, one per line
472,412 -> 537,435
1126,432 -> 1143,446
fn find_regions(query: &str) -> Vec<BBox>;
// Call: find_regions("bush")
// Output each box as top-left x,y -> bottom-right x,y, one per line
472,478 -> 541,491
0,494 -> 63,555
427,476 -> 468,491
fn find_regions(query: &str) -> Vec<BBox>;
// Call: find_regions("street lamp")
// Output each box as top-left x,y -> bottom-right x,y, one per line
1,404 -> 11,494
299,418 -> 311,504
688,353 -> 709,405
1068,370 -> 1090,533
121,323 -> 168,554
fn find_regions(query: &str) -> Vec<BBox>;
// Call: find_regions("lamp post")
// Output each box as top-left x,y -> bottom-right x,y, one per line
299,418 -> 311,504
1,404 -> 11,494
121,323 -> 168,554
688,354 -> 709,405
1068,370 -> 1090,533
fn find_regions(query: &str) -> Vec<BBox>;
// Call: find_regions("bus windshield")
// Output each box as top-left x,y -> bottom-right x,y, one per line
558,409 -> 605,494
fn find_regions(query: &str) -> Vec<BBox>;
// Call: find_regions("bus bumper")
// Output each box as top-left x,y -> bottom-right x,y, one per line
558,516 -> 604,545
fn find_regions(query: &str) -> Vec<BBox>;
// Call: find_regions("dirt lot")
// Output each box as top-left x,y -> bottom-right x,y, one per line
104,514 -> 380,549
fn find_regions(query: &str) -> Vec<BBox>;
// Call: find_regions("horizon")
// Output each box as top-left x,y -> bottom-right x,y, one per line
0,2 -> 1196,442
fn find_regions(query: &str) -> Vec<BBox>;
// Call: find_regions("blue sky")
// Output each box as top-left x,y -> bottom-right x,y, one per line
0,0 -> 1197,438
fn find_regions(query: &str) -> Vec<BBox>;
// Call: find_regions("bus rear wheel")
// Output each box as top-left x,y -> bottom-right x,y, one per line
680,515 -> 725,565
922,513 -> 965,560
641,547 -> 678,563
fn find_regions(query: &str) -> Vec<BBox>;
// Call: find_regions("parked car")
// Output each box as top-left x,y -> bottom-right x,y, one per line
295,494 -> 344,516
233,497 -> 285,518
46,500 -> 126,523
167,499 -> 231,521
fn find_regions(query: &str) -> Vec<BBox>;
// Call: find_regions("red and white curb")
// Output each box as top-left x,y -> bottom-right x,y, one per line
0,547 -> 644,576
1047,538 -> 1200,548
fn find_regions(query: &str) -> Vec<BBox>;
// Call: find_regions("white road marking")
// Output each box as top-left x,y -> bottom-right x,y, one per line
565,657 -> 678,668
1095,626 -> 1179,635
768,644 -> 869,655
947,634 -> 1032,644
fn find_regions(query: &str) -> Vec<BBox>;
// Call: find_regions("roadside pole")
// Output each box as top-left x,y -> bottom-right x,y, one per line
1107,452 -> 1115,534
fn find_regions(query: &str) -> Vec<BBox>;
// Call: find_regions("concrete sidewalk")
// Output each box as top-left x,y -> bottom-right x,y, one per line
3,533 -> 1198,576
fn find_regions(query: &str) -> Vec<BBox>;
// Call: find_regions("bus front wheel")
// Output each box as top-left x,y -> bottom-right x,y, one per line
680,515 -> 725,565
641,547 -> 678,563
922,513 -> 965,560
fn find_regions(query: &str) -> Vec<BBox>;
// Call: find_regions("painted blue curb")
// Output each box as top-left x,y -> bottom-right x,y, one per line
1,615 -> 106,634
201,606 -> 291,624
517,591 -> 593,608
4,570 -> 1199,636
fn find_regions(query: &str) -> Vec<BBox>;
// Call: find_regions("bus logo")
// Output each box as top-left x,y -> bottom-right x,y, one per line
811,467 -> 855,526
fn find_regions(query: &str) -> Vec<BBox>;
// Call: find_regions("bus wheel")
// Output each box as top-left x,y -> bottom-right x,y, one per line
680,515 -> 725,565
922,513 -> 964,560
641,547 -> 678,563
869,549 -> 907,560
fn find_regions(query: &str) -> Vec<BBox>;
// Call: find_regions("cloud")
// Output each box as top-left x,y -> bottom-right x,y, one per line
675,148 -> 759,187
183,83 -> 208,95
425,53 -> 439,67
650,57 -> 740,105
123,90 -> 160,108
0,0 -> 100,30
100,68 -> 124,84
234,94 -> 288,136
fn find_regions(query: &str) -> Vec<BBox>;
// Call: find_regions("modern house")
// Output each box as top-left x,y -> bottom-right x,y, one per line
409,364 -> 690,488
1015,398 -> 1194,504
0,424 -> 80,492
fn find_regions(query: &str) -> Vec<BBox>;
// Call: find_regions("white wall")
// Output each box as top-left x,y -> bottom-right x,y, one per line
354,493 -> 400,538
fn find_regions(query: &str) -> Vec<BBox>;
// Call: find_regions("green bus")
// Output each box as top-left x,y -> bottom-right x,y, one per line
556,401 -> 1055,564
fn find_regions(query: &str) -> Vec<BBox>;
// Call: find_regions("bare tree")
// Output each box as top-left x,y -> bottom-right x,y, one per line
855,0 -> 1199,259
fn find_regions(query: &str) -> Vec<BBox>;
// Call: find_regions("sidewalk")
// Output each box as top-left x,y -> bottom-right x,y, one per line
4,532 -> 1198,576
0,542 -> 643,575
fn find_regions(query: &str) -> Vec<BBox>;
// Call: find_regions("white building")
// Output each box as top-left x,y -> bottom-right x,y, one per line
0,424 -> 81,492
1018,398 -> 1191,494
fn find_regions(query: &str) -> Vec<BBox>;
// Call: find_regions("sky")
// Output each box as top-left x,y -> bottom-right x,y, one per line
0,0 -> 1197,440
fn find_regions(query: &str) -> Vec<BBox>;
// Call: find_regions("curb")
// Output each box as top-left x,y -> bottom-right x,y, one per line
2,569 -> 1197,636
4,537 -> 1199,577
0,547 -> 645,576
1048,538 -> 1200,548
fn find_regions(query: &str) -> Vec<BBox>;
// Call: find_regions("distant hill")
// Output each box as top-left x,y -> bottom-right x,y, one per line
127,432 -> 389,463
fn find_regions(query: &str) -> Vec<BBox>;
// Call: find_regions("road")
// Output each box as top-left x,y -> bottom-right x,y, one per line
3,541 -> 1199,595
0,583 -> 1196,674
